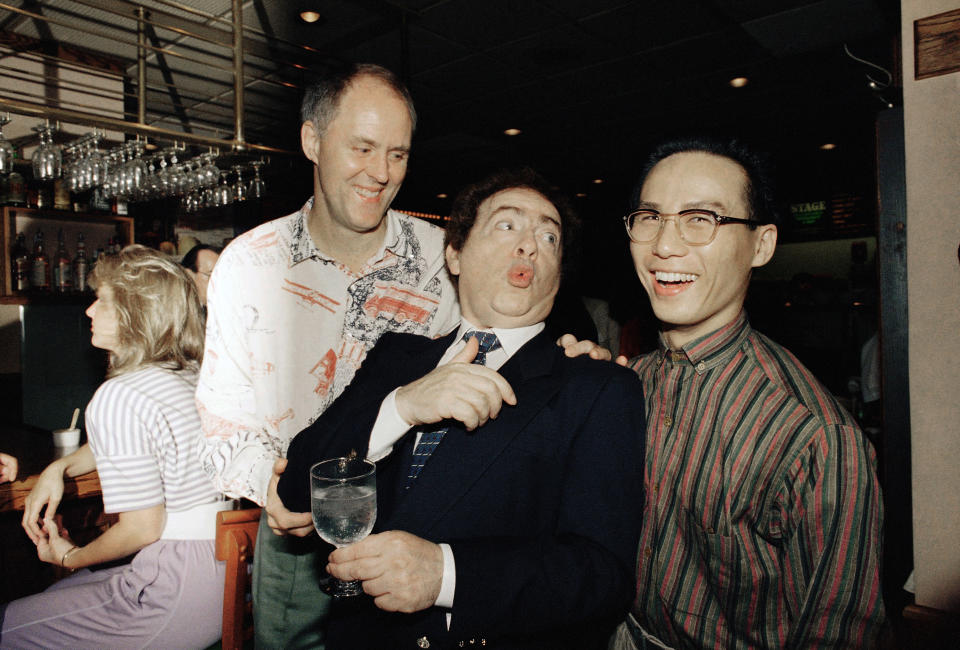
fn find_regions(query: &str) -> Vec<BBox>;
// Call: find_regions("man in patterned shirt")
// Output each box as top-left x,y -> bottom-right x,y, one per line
612,135 -> 886,649
195,64 -> 461,648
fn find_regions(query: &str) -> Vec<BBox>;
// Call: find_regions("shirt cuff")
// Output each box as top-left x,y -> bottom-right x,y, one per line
436,542 -> 456,609
367,389 -> 412,462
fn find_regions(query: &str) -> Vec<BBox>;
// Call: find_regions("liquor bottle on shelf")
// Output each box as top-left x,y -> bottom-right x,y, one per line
35,182 -> 54,209
11,231 -> 30,293
54,178 -> 71,211
30,229 -> 51,292
53,229 -> 73,293
73,233 -> 89,293
7,171 -> 26,206
89,187 -> 111,213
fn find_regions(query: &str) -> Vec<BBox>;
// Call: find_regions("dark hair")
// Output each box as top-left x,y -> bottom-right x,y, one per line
181,244 -> 222,273
445,167 -> 581,278
300,63 -> 417,136
630,135 -> 780,226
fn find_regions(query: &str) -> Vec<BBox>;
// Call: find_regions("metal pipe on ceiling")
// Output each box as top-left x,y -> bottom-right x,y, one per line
231,0 -> 244,149
136,6 -> 146,124
0,95 -> 293,155
0,0 -> 314,154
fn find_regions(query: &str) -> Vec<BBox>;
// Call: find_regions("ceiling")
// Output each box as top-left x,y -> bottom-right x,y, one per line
0,0 -> 901,215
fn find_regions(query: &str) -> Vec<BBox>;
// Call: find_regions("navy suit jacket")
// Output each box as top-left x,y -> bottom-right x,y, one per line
279,328 -> 646,649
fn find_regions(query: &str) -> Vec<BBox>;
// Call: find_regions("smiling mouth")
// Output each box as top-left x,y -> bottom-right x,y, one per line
355,186 -> 382,199
655,271 -> 698,283
652,270 -> 698,295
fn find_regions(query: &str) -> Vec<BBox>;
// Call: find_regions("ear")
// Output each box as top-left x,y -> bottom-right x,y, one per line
751,224 -> 777,268
445,243 -> 461,278
301,121 -> 320,165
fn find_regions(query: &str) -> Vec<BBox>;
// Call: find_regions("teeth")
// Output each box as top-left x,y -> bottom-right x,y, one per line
356,187 -> 380,198
655,271 -> 698,283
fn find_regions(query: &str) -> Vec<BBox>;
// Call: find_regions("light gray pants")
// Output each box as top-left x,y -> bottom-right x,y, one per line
1,539 -> 224,650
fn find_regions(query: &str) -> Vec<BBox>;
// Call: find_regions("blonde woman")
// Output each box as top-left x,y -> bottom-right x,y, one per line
1,245 -> 227,649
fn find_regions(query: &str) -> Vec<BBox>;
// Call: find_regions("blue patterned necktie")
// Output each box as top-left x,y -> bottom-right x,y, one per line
405,330 -> 502,488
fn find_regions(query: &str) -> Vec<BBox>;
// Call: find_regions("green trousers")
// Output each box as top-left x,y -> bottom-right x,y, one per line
252,511 -> 331,649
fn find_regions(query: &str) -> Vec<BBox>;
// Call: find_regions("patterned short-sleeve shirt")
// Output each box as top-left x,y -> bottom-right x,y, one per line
196,199 -> 460,504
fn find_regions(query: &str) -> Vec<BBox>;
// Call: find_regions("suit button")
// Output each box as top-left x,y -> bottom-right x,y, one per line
417,637 -> 430,648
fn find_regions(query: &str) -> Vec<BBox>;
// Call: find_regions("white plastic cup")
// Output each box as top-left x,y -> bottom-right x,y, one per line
52,427 -> 81,448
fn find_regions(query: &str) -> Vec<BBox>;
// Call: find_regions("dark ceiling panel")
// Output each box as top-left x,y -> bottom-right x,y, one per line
740,0 -> 889,56
709,0 -> 823,23
578,1 -> 729,51
413,0 -> 567,52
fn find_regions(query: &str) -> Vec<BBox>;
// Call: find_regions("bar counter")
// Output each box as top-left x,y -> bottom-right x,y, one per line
0,422 -> 106,603
0,423 -> 101,512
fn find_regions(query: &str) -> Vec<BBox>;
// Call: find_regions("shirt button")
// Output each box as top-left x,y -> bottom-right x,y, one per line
643,546 -> 652,558
696,361 -> 706,372
663,415 -> 673,427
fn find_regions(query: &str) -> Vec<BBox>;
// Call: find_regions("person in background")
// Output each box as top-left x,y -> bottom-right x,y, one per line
612,135 -> 885,649
278,168 -> 645,649
0,453 -> 16,483
1,245 -> 227,649
181,243 -> 222,305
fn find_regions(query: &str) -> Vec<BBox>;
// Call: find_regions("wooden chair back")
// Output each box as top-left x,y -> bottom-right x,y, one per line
215,507 -> 261,650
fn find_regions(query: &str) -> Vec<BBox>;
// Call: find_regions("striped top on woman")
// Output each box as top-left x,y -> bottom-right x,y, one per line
86,366 -> 220,514
628,311 -> 885,649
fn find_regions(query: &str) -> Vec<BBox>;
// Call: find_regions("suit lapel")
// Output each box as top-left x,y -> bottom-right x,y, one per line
386,330 -> 564,533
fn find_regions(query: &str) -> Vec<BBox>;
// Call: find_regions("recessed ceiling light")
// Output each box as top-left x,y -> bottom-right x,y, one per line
820,143 -> 837,150
729,76 -> 749,88
592,178 -> 603,184
503,128 -> 522,136
300,11 -> 321,23
436,193 -> 448,199
575,192 -> 587,198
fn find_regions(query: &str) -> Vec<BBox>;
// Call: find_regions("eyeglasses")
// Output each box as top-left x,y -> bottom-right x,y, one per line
623,209 -> 760,246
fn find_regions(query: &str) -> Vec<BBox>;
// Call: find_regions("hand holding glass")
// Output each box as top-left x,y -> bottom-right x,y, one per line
310,457 -> 376,597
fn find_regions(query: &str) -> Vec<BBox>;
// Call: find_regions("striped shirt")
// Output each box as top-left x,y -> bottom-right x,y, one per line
196,199 -> 460,504
628,312 -> 885,649
87,366 -> 220,513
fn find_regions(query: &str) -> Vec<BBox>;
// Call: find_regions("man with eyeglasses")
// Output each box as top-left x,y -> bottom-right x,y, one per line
611,135 -> 886,649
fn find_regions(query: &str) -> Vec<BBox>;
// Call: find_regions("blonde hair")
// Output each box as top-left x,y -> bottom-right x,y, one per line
88,244 -> 205,377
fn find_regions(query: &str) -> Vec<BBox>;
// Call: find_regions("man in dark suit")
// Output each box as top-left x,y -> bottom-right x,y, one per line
278,168 -> 646,649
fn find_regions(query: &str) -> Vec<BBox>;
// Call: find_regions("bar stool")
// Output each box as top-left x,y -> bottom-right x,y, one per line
214,507 -> 261,650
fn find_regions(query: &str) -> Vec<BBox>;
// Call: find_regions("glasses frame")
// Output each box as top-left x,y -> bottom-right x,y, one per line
623,209 -> 761,246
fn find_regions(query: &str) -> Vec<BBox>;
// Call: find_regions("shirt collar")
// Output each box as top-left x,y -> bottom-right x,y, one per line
656,311 -> 752,372
455,319 -> 545,359
288,196 -> 405,267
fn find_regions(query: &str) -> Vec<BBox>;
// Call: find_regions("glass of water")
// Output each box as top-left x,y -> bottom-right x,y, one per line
310,457 -> 377,597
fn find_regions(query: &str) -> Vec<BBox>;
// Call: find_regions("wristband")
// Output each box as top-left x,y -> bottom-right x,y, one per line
61,545 -> 80,569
